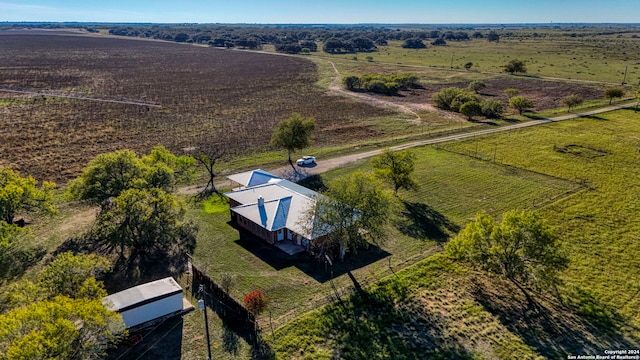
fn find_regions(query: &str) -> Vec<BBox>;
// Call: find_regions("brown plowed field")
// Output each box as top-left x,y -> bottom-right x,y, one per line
0,34 -> 392,183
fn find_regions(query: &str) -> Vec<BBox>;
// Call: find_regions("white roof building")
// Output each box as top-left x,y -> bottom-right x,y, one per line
225,171 -> 331,254
226,178 -> 322,239
103,277 -> 188,329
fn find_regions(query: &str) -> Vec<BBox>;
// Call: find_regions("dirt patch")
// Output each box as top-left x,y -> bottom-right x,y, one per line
553,144 -> 611,158
395,76 -> 605,112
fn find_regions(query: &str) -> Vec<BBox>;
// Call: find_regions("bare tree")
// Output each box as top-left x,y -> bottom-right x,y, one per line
191,144 -> 225,199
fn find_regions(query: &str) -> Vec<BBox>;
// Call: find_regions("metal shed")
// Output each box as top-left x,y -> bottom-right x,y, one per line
103,277 -> 185,329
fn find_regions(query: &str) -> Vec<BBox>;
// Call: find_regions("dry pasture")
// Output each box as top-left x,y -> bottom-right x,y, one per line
0,33 -> 392,183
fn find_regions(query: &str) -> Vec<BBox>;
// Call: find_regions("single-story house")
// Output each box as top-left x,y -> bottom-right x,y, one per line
103,277 -> 193,330
225,169 -> 329,255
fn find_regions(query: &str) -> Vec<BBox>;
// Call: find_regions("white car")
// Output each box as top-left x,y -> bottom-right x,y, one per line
296,156 -> 316,166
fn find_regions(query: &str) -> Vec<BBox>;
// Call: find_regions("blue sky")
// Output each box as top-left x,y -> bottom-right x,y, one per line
1,0 -> 638,24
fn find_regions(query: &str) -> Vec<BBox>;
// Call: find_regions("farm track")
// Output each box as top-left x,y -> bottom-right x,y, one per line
325,60 -> 430,123
0,88 -> 162,108
234,47 -> 449,123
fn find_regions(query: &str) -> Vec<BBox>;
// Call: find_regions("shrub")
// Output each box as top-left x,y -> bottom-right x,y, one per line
431,38 -> 447,46
504,59 -> 527,74
509,96 -> 535,114
401,39 -> 426,49
432,87 -> 480,113
450,91 -> 481,112
468,80 -> 487,94
504,88 -> 520,98
481,99 -> 506,118
244,290 -> 268,315
343,76 -> 360,90
460,101 -> 483,120
432,87 -> 467,110
344,73 -> 419,95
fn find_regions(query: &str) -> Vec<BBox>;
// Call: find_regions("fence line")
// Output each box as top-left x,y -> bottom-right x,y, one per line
0,88 -> 162,108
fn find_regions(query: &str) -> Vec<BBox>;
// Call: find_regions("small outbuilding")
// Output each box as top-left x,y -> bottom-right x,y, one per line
103,277 -> 191,329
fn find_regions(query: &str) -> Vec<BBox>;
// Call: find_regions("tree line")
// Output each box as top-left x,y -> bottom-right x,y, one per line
100,24 -> 511,54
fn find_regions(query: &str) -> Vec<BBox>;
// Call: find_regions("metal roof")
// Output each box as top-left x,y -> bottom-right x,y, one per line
103,277 -> 182,312
226,169 -> 280,187
225,176 -> 328,239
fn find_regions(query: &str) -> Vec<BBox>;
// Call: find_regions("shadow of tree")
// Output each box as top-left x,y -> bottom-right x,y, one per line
54,229 -> 196,294
295,174 -> 327,192
234,228 -> 390,283
470,278 -> 640,358
222,324 -> 240,356
395,201 -> 460,242
582,114 -> 607,121
313,287 -> 475,359
0,244 -> 46,283
106,317 -> 184,360
469,119 -> 499,126
524,113 -> 547,120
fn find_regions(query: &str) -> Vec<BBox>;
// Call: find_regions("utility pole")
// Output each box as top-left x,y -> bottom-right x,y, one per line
622,65 -> 628,85
450,53 -> 455,69
198,285 -> 212,360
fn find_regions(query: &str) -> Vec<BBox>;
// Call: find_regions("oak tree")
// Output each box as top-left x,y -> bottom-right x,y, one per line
509,96 -> 535,115
270,113 -> 315,167
0,167 -> 57,225
561,94 -> 584,112
67,146 -> 193,205
604,88 -> 625,105
460,101 -> 483,120
308,171 -> 396,261
372,149 -> 418,195
0,253 -> 125,359
91,188 -> 197,265
446,210 -> 568,290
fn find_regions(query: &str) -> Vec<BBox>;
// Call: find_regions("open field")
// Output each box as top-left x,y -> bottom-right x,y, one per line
303,45 -> 623,116
0,31 -> 625,184
312,37 -> 640,84
0,33 -> 397,183
271,109 -> 640,359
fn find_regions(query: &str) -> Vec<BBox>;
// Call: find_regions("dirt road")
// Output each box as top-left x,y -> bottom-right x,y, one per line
178,101 -> 635,196
277,101 -> 637,177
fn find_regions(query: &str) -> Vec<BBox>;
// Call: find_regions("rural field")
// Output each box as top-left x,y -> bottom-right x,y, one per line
0,31 -> 396,183
1,29 -> 632,184
1,26 -> 639,360
270,109 -> 640,359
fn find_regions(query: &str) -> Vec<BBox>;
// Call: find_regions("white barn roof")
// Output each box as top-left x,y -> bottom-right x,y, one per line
103,277 -> 182,313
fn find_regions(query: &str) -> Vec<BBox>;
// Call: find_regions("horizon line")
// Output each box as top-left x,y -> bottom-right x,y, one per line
2,21 -> 640,26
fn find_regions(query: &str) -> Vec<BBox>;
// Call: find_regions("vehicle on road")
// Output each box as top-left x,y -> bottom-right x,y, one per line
296,156 -> 316,166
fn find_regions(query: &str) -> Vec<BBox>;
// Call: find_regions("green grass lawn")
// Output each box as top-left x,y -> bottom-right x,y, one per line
440,108 -> 640,332
270,108 -> 640,359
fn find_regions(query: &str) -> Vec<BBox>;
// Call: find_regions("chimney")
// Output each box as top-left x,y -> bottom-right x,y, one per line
258,196 -> 264,207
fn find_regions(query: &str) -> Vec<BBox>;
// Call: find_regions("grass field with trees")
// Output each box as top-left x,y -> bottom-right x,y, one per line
1,25 -> 640,359
270,108 -> 640,360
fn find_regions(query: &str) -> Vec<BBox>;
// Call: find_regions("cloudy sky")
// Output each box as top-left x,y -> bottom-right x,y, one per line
1,0 -> 638,23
